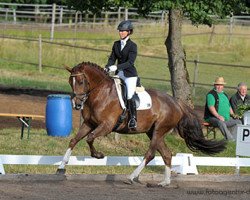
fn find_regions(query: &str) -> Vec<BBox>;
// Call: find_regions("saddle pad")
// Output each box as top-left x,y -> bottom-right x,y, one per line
113,77 -> 152,110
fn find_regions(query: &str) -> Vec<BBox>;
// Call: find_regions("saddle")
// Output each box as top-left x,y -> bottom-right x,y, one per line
112,76 -> 152,110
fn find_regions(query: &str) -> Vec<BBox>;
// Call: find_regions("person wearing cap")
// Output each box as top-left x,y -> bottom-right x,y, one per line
204,77 -> 242,141
105,20 -> 138,129
230,82 -> 250,115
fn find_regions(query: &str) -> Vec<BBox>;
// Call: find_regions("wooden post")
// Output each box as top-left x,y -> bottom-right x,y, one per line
75,11 -> 78,30
161,10 -> 165,25
5,8 -> 9,21
13,9 -> 16,24
38,34 -> 42,73
118,7 -> 121,23
229,16 -> 233,44
104,11 -> 108,27
59,6 -> 63,24
35,5 -> 39,23
192,55 -> 199,97
125,8 -> 128,20
50,3 -> 56,41
209,25 -> 215,45
93,14 -> 96,28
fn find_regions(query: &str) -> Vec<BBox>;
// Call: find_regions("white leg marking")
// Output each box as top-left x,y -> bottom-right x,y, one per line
129,159 -> 146,181
58,148 -> 72,169
158,166 -> 171,186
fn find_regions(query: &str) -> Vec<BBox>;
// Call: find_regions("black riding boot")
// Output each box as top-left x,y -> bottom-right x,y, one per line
128,99 -> 137,129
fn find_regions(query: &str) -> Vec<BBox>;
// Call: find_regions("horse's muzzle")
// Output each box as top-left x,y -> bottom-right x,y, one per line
71,98 -> 83,110
75,104 -> 82,110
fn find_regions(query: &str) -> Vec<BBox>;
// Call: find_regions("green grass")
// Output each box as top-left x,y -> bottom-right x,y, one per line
0,128 -> 248,175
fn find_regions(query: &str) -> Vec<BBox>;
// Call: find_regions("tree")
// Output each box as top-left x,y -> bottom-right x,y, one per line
65,0 -> 248,108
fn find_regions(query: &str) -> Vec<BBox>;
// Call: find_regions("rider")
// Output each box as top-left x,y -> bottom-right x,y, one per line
105,20 -> 138,129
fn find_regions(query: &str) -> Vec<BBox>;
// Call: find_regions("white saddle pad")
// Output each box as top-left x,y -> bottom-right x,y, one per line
113,76 -> 152,110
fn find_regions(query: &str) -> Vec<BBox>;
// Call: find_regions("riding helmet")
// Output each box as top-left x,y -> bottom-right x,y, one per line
117,20 -> 133,34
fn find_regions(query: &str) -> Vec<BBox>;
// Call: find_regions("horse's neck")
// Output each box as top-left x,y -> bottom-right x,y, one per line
84,67 -> 111,89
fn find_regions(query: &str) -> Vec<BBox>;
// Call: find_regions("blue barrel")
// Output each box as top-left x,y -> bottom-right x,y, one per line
46,94 -> 72,137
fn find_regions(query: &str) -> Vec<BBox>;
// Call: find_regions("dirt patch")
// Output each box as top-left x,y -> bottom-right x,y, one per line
0,86 -> 204,130
0,86 -> 81,130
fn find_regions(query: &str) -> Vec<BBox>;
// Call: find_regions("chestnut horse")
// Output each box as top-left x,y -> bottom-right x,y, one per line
57,61 -> 226,186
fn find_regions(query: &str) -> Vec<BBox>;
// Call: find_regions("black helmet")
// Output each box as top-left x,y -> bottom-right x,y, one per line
117,20 -> 133,34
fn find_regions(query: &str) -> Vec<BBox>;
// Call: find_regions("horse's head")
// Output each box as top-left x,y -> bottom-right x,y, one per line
66,65 -> 89,110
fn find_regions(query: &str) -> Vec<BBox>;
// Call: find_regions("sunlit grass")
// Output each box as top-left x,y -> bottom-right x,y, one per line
0,128 -> 249,175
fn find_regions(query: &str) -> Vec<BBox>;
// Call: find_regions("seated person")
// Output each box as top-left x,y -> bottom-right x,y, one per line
230,82 -> 250,117
204,77 -> 242,141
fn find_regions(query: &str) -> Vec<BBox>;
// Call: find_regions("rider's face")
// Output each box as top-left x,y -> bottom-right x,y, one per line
119,30 -> 129,39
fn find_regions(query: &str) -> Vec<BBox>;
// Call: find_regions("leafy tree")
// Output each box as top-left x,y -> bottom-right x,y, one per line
66,0 -> 248,107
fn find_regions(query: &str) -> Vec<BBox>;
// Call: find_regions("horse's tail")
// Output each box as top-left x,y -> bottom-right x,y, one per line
176,100 -> 226,155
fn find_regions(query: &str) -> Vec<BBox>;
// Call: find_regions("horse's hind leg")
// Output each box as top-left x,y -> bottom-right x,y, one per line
56,123 -> 92,174
128,130 -> 159,184
156,139 -> 172,186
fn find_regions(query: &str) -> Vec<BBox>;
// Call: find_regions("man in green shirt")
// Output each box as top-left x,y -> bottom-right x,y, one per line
204,77 -> 242,141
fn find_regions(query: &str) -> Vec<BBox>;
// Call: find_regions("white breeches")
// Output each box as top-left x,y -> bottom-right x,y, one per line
117,71 -> 137,100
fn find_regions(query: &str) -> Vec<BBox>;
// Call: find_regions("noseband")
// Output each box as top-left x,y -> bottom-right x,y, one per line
71,72 -> 89,104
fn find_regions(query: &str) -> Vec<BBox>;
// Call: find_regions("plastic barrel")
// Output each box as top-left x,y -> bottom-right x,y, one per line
46,94 -> 72,137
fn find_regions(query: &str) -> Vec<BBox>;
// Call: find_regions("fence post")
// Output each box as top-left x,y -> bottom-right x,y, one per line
38,34 -> 42,73
59,6 -> 63,24
161,10 -> 165,25
104,11 -> 108,27
13,9 -> 16,24
229,16 -> 234,44
92,14 -> 96,28
50,3 -> 56,41
125,8 -> 128,20
209,25 -> 215,45
75,11 -> 78,30
118,7 -> 121,23
5,8 -> 9,21
192,55 -> 199,97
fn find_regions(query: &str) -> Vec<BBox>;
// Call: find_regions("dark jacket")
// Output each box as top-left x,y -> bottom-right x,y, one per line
106,39 -> 138,77
230,92 -> 250,113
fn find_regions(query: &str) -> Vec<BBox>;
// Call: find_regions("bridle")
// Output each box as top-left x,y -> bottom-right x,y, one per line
70,71 -> 109,108
70,72 -> 89,105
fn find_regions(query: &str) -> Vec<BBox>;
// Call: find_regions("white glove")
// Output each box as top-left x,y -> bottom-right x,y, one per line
108,65 -> 117,72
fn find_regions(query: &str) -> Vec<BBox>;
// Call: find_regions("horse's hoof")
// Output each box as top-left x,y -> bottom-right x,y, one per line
123,179 -> 133,185
91,152 -> 104,159
146,183 -> 164,188
124,177 -> 142,185
56,168 -> 66,175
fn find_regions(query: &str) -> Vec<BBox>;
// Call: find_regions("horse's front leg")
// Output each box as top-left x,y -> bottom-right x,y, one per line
56,123 -> 92,174
86,122 -> 111,159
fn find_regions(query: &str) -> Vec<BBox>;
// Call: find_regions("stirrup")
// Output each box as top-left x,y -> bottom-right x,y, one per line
128,118 -> 137,129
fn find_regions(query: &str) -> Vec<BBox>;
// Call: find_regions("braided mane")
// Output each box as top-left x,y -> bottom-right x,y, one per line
75,61 -> 110,77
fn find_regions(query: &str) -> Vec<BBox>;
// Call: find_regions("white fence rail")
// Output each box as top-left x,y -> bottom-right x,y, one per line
1,153 -> 250,176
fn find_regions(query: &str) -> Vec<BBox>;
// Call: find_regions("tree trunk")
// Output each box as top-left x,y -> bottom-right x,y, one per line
165,9 -> 193,108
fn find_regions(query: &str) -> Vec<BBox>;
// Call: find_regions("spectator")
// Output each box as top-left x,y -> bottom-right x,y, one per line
230,82 -> 250,115
204,77 -> 242,141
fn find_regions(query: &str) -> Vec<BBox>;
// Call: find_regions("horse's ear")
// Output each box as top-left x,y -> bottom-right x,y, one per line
64,65 -> 72,73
